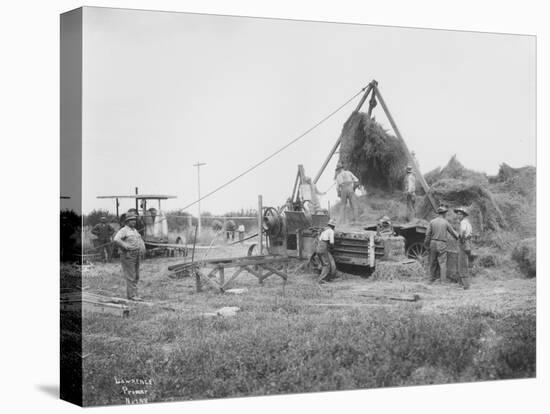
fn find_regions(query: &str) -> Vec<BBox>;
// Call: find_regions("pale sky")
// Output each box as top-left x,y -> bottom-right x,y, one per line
80,6 -> 535,215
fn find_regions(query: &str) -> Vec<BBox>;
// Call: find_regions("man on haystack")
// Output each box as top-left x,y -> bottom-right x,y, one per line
424,206 -> 459,284
335,162 -> 360,223
454,207 -> 473,290
404,165 -> 416,220
316,219 -> 337,284
114,212 -> 146,301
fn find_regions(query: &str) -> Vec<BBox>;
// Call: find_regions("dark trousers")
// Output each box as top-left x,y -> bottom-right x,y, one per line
98,240 -> 112,262
457,241 -> 471,289
429,240 -> 448,282
316,241 -> 336,281
120,250 -> 140,298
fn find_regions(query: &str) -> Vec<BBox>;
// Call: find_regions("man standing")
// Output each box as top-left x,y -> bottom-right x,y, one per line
377,216 -> 395,236
237,223 -> 245,241
454,207 -> 472,290
91,216 -> 115,262
335,162 -> 360,223
114,213 -> 146,301
424,206 -> 459,283
301,176 -> 326,214
404,165 -> 416,221
316,219 -> 337,284
225,219 -> 236,241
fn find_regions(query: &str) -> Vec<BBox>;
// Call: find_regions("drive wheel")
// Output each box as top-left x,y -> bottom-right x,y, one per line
406,242 -> 429,266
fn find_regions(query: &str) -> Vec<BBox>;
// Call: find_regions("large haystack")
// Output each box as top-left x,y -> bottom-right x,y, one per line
338,112 -> 409,191
418,157 -> 507,232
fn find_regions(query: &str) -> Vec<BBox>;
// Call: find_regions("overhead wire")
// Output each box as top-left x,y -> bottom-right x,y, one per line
179,86 -> 368,211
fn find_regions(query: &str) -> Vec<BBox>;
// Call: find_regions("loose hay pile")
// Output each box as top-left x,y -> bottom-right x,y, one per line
511,238 -> 536,278
419,156 -> 507,232
338,112 -> 409,191
371,261 -> 426,281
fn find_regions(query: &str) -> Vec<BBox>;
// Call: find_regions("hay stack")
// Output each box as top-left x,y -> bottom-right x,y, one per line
511,238 -> 536,278
418,157 -> 507,232
338,112 -> 409,191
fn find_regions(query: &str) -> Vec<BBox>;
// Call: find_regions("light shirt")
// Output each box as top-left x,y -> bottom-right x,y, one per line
319,227 -> 335,244
238,224 -> 245,232
459,218 -> 472,239
405,173 -> 416,193
114,225 -> 145,251
336,170 -> 359,186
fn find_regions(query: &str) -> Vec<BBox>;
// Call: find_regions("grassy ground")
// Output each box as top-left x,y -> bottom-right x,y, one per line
63,242 -> 536,407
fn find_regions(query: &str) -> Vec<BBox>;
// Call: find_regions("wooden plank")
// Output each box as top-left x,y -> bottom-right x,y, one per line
373,85 -> 438,212
260,264 -> 288,280
221,267 -> 245,290
196,270 -> 223,292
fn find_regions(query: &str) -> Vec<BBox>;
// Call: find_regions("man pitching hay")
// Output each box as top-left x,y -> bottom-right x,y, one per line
335,162 -> 359,223
424,206 -> 459,283
404,165 -> 416,220
114,212 -> 146,301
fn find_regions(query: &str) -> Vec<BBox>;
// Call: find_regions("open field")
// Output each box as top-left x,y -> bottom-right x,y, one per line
60,243 -> 536,406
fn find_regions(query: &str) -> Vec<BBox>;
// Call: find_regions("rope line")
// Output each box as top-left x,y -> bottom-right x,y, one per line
179,87 -> 367,211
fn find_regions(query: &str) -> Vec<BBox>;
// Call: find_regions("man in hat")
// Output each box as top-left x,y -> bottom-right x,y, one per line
316,219 -> 337,283
91,216 -> 115,262
335,162 -> 360,223
424,206 -> 459,283
114,213 -> 146,301
454,207 -> 473,289
377,216 -> 395,236
404,165 -> 416,221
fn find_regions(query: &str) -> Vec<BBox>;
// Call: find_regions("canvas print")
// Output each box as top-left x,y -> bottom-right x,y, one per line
60,6 -> 536,407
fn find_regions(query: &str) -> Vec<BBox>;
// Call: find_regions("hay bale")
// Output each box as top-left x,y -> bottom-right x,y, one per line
371,260 -> 426,281
338,112 -> 409,191
379,236 -> 406,261
511,238 -> 536,278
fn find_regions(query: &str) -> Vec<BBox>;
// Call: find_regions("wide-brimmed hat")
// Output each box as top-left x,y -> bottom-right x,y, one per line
380,215 -> 391,223
406,165 -> 413,172
125,213 -> 138,223
436,206 -> 448,214
327,219 -> 336,227
454,207 -> 469,216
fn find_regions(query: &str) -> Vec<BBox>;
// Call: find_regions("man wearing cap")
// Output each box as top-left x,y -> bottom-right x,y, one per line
114,213 -> 146,301
377,216 -> 395,236
335,162 -> 360,223
316,219 -> 337,283
455,207 -> 473,290
91,216 -> 115,263
424,206 -> 459,283
404,166 -> 416,220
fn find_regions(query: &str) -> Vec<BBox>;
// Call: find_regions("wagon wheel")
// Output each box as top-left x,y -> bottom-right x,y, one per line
406,242 -> 429,266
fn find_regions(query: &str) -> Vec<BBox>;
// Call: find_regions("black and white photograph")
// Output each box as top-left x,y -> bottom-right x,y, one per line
57,5 -> 539,408
3,1 -> 547,413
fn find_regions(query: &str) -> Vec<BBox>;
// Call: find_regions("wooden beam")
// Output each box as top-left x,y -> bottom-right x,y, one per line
373,85 -> 438,212
313,82 -> 374,184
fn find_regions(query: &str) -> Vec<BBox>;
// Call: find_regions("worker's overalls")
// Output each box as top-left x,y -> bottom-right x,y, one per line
428,239 -> 448,282
316,240 -> 335,281
340,182 -> 358,222
457,237 -> 471,289
120,249 -> 140,299
406,192 -> 416,220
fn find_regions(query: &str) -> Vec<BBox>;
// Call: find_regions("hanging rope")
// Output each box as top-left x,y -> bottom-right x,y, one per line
179,86 -> 368,211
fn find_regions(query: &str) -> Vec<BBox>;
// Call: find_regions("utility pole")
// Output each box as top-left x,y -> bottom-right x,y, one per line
193,161 -> 206,236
